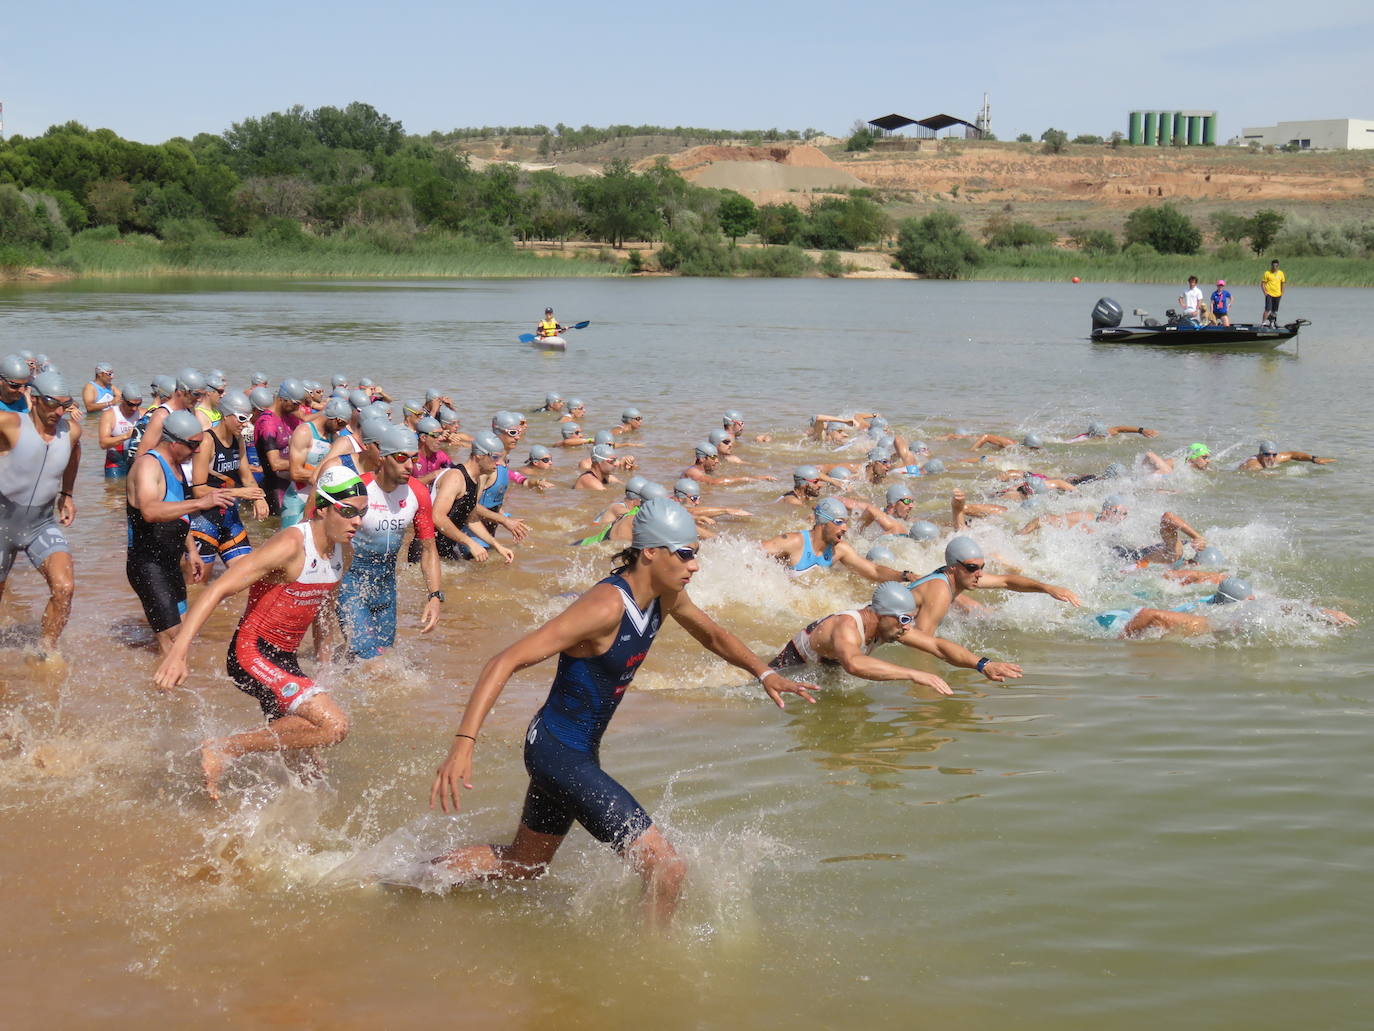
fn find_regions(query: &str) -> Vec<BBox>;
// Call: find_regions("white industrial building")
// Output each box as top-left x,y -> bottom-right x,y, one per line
1238,118 -> 1374,150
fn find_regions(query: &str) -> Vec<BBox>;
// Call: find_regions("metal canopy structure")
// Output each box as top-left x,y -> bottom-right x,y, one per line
868,113 -> 985,138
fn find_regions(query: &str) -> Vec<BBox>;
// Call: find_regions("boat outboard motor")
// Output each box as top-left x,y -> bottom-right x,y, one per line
1092,297 -> 1123,330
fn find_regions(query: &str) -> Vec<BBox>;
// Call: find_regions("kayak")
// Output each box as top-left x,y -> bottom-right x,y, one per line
532,335 -> 566,350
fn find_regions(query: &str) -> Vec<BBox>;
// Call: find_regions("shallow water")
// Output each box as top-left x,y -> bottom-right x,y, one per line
0,276 -> 1370,1028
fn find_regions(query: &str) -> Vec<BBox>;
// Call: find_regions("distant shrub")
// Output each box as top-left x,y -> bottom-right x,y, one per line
1212,241 -> 1246,261
818,250 -> 844,277
1123,203 -> 1200,254
1069,229 -> 1119,255
1016,133 -> 1033,143
740,245 -> 814,277
1072,134 -> 1104,145
894,211 -> 983,279
1040,128 -> 1069,154
656,228 -> 737,275
983,214 -> 1055,249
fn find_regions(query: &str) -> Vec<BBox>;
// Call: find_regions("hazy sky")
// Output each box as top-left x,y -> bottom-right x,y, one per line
3,0 -> 1369,145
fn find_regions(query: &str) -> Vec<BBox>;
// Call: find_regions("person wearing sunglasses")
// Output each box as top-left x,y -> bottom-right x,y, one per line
679,441 -> 777,488
187,391 -> 269,567
429,497 -> 816,926
767,581 -> 956,691
613,406 -> 644,436
412,430 -> 515,565
154,465 -> 369,800
139,368 -> 208,458
0,354 -> 33,414
251,379 -> 308,519
126,409 -> 237,655
722,408 -> 771,446
557,398 -> 586,424
1236,439 -> 1334,471
334,425 -> 442,662
81,361 -> 120,416
280,398 -> 356,528
904,536 -> 1081,644
98,382 -> 146,478
0,371 -> 87,659
574,444 -> 622,492
761,498 -> 915,583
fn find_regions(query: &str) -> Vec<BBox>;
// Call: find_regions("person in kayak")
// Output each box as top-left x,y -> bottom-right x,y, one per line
535,307 -> 565,340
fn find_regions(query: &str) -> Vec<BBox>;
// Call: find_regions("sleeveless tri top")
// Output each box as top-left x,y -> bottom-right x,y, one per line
0,410 -> 74,511
792,531 -> 835,572
238,522 -> 344,652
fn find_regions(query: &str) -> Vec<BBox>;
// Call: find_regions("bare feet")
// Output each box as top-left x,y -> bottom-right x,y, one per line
201,739 -> 229,801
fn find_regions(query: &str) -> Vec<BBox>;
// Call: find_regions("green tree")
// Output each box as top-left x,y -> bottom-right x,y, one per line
1072,134 -> 1104,145
717,192 -> 757,245
1068,228 -> 1119,255
1210,212 -> 1251,244
1247,209 -> 1285,255
1041,128 -> 1069,154
1016,133 -> 1033,143
1123,203 -> 1201,254
756,202 -> 805,245
983,214 -> 1055,249
85,179 -> 136,228
893,212 -> 983,278
579,159 -> 659,248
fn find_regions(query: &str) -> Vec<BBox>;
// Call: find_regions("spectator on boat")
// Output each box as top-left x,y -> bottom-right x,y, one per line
1178,276 -> 1204,324
1210,280 -> 1233,327
1260,260 -> 1286,327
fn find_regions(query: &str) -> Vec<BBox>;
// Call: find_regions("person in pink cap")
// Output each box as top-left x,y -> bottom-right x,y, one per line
1210,279 -> 1233,327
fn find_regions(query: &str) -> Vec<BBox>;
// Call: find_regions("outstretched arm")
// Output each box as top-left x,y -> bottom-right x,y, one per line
897,627 -> 1022,682
977,573 -> 1081,607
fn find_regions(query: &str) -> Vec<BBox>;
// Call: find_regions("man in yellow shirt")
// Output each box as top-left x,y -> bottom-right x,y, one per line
1260,259 -> 1286,327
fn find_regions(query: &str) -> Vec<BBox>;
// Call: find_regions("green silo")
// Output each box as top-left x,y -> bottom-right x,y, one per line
1187,115 -> 1201,145
1171,111 -> 1185,143
1144,111 -> 1158,146
1129,111 -> 1143,145
1203,114 -> 1217,145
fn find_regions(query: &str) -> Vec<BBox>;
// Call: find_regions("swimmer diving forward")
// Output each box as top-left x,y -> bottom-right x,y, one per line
429,498 -> 817,927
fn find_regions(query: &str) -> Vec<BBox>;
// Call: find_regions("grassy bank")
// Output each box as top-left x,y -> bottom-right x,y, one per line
8,227 -> 622,280
972,248 -> 1374,288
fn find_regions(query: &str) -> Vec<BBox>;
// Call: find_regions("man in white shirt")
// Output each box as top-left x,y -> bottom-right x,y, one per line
1178,275 -> 1205,324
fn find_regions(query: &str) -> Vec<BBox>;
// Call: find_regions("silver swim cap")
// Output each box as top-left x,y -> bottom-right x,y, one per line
708,428 -> 732,446
403,398 -> 426,416
220,390 -> 252,419
867,447 -> 894,464
152,374 -> 177,399
277,378 -> 306,402
207,370 -> 229,392
1193,545 -> 1226,568
872,581 -> 918,618
527,444 -> 552,462
331,373 -> 349,388
425,388 -> 443,403
722,409 -> 744,427
922,459 -> 945,474
1022,433 -> 1043,449
358,377 -> 375,388
31,370 -> 71,399
908,520 -> 940,542
367,401 -> 392,421
302,379 -> 322,394
793,465 -> 821,486
567,397 -> 584,410
1258,440 -> 1279,456
324,398 -> 354,422
561,422 -> 583,439
377,425 -> 420,457
814,498 -> 849,524
870,415 -> 889,431
590,444 -> 616,463
437,406 -> 461,426
1024,477 -> 1048,495
640,481 -> 670,500
250,371 -> 269,386
348,389 -> 371,410
176,368 -> 206,393
1087,420 -> 1108,438
119,381 -> 144,403
624,475 -> 649,499
866,544 -> 898,565
492,411 -> 521,432
944,535 -> 984,565
593,429 -> 615,446
885,483 -> 913,506
161,409 -> 205,445
632,497 -> 699,550
249,386 -> 273,411
622,407 -> 642,422
830,465 -> 852,479
673,477 -> 701,500
1104,462 -> 1127,479
694,442 -> 718,460
1101,494 -> 1127,512
1,355 -> 31,382
415,415 -> 441,436
471,430 -> 504,456
359,416 -> 391,445
1212,576 -> 1252,604
544,392 -> 562,407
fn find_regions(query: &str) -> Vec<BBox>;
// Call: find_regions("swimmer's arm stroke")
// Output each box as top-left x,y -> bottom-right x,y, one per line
897,627 -> 1022,682
430,586 -> 627,813
830,620 -> 950,694
661,590 -> 818,709
976,573 -> 1081,607
153,529 -> 304,690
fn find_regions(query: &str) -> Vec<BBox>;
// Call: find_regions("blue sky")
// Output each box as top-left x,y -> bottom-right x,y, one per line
3,0 -> 1369,145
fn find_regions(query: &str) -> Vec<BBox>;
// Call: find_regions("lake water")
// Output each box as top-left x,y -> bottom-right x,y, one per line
0,276 -> 1370,1029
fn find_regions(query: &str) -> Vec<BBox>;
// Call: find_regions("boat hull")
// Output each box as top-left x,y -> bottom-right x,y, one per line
1091,322 -> 1302,349
532,335 -> 566,350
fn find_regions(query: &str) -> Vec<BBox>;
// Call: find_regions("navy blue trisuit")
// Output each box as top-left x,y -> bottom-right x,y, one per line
521,573 -> 662,850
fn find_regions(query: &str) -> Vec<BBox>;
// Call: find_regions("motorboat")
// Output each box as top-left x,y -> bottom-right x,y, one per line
1090,297 -> 1307,349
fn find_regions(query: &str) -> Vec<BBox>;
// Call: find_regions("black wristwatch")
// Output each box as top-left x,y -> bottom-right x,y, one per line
427,590 -> 445,603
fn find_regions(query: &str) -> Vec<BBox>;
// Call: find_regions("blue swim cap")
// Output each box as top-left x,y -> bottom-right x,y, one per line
814,498 -> 849,525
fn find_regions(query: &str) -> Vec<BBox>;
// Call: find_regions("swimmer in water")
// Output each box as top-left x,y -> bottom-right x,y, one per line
760,498 -> 917,584
574,445 -> 621,491
1143,443 -> 1211,474
1101,577 -> 1355,638
969,432 -> 1044,452
613,407 -> 644,435
1017,494 -> 1131,535
1236,440 -> 1335,471
770,581 -> 1023,685
680,442 -> 776,487
1065,421 -> 1158,442
154,466 -> 367,800
722,409 -> 771,445
906,535 -> 1081,636
428,498 -> 817,927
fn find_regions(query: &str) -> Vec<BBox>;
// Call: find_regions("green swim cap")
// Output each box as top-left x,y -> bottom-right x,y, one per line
1187,443 -> 1210,459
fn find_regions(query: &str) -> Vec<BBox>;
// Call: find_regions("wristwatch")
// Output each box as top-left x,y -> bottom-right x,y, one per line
427,590 -> 445,603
